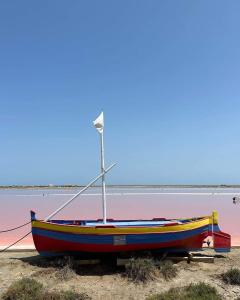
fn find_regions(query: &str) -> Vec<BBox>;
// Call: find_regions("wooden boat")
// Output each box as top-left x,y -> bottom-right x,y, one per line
31,211 -> 230,256
31,112 -> 231,256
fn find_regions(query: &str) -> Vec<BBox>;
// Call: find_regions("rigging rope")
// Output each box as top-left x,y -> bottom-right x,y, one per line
0,231 -> 32,253
0,221 -> 31,233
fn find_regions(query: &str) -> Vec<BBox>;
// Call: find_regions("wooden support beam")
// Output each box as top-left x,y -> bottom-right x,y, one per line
168,256 -> 214,263
117,255 -> 214,266
76,259 -> 101,265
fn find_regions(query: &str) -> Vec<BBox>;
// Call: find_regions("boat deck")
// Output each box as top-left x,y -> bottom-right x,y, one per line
48,219 -> 185,227
84,220 -> 182,226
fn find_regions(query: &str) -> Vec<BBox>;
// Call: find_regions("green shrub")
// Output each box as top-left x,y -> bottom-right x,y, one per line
2,278 -> 43,300
222,268 -> 240,285
146,282 -> 222,300
146,288 -> 180,300
185,283 -> 221,300
125,258 -> 157,283
156,260 -> 178,280
2,277 -> 91,300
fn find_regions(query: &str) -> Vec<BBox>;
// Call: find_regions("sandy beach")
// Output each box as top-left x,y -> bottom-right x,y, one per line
0,248 -> 240,300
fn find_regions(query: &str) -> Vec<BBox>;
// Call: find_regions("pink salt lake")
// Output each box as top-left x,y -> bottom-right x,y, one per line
0,187 -> 239,248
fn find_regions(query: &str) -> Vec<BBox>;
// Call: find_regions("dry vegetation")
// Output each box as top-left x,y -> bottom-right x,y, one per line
125,258 -> 158,283
125,258 -> 178,283
146,282 -> 222,300
1,278 -> 90,300
1,249 -> 240,300
222,268 -> 240,286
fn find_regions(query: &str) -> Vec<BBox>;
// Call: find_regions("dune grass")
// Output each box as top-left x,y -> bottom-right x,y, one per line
125,257 -> 178,283
54,262 -> 75,281
156,260 -> 178,280
2,277 -> 91,300
222,268 -> 240,285
125,258 -> 158,283
146,282 -> 222,300
2,278 -> 43,300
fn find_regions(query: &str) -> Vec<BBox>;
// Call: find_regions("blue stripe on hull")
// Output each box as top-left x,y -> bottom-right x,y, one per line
214,248 -> 231,253
32,225 -> 209,245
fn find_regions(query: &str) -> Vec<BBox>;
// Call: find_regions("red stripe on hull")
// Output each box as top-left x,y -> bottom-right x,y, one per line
33,232 -> 208,254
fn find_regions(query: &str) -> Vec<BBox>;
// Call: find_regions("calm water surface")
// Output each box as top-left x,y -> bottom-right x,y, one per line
0,187 -> 239,247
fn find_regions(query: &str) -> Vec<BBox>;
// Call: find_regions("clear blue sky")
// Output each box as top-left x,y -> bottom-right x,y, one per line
0,1 -> 240,185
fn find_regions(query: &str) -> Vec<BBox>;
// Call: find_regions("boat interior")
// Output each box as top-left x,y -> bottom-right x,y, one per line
45,216 -> 207,227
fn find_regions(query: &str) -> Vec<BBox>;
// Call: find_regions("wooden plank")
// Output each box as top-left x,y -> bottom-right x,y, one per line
76,259 -> 101,265
166,256 -> 189,262
166,256 -> 214,263
117,258 -> 135,266
191,256 -> 214,263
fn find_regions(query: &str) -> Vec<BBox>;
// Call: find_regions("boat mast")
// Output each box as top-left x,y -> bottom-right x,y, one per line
93,112 -> 107,224
42,112 -> 115,222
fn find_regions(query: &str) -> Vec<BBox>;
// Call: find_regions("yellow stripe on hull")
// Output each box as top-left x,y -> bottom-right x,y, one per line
32,216 -> 211,235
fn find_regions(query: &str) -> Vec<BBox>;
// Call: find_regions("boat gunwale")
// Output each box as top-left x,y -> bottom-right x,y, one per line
31,215 -> 211,235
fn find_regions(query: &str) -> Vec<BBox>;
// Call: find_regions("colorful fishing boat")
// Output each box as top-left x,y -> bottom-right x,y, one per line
31,113 -> 231,256
31,211 -> 230,256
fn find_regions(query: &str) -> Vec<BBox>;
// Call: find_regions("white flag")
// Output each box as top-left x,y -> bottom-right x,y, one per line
93,112 -> 104,133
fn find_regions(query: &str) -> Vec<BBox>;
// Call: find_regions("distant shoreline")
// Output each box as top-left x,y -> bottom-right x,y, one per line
1,184 -> 240,189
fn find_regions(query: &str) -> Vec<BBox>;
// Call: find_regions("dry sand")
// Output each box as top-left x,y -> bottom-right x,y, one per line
0,249 -> 240,300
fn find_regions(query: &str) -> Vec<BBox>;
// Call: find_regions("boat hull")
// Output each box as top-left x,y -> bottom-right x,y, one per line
31,211 -> 231,256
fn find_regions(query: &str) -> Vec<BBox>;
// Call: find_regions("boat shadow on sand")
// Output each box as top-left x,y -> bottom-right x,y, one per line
14,254 -> 124,276
12,251 -> 226,277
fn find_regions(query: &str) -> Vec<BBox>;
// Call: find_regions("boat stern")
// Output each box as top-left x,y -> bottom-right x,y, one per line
210,211 -> 231,253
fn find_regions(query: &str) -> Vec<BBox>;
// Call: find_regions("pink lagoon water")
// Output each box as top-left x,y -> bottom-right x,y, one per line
0,187 -> 239,248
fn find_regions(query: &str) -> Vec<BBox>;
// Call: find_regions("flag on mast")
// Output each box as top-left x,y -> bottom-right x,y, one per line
93,112 -> 104,133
